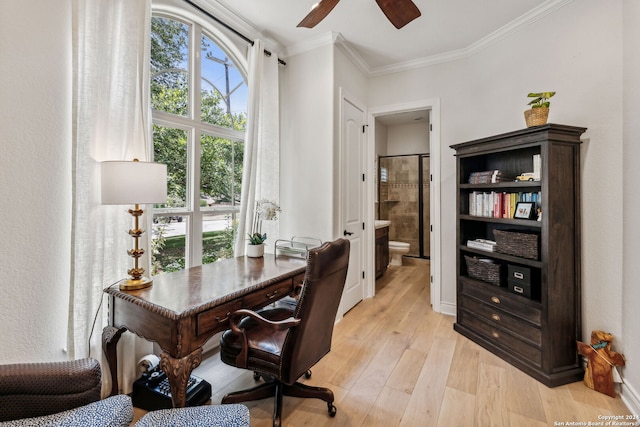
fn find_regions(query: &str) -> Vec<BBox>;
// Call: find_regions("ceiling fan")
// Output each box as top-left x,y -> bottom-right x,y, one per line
297,0 -> 421,29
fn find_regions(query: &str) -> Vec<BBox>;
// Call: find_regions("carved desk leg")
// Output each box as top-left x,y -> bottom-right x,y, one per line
159,348 -> 203,408
102,325 -> 126,396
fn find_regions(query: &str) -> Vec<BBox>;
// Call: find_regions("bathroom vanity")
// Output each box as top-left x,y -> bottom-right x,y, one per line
375,221 -> 390,278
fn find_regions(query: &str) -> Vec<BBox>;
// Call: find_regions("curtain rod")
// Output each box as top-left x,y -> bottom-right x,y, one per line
183,0 -> 287,66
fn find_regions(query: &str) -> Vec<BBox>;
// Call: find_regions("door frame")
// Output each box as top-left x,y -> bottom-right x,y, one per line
367,99 -> 442,313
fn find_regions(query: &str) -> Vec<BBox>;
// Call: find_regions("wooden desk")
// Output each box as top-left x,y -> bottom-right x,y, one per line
102,254 -> 307,407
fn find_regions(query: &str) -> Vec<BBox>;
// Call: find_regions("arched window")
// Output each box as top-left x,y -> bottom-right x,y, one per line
150,14 -> 247,274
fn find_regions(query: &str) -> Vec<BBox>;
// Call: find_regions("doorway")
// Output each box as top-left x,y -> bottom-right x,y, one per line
368,99 -> 441,312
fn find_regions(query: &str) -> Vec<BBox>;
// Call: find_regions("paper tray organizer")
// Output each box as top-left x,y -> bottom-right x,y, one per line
274,236 -> 322,258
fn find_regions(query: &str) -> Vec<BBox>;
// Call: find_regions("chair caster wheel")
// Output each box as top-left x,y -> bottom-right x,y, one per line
328,403 -> 337,417
304,370 -> 312,379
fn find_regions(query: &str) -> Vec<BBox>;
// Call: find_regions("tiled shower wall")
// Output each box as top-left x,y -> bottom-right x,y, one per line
379,155 -> 430,257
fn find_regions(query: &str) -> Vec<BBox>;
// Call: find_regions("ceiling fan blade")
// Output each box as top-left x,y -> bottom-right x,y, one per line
297,0 -> 342,28
375,0 -> 421,29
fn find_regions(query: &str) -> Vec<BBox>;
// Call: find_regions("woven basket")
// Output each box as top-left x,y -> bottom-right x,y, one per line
464,255 -> 502,286
493,229 -> 539,260
524,107 -> 549,127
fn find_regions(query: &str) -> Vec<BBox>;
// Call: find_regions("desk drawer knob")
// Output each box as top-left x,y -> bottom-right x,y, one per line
491,296 -> 501,304
215,312 -> 231,323
266,290 -> 279,300
491,313 -> 501,322
492,331 -> 500,339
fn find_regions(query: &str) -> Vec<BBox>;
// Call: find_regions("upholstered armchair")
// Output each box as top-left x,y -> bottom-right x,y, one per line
0,358 -> 250,427
220,238 -> 350,427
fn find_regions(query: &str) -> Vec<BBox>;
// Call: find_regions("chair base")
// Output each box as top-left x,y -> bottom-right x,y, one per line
221,378 -> 336,427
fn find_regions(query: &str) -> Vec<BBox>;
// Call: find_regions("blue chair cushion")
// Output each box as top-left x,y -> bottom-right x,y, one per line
134,403 -> 250,427
0,395 -> 133,427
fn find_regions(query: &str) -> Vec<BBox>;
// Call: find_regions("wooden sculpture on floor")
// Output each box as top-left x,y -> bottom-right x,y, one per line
577,330 -> 625,397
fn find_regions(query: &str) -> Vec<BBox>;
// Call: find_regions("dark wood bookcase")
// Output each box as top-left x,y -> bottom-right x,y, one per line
450,124 -> 586,387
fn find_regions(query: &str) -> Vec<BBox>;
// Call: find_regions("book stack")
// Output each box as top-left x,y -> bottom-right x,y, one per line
468,170 -> 511,184
468,191 -> 541,218
466,239 -> 497,252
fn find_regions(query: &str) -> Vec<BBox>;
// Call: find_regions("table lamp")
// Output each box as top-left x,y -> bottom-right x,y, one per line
101,159 -> 167,291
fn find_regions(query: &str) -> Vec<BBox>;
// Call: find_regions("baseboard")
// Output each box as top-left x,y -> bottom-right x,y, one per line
621,380 -> 640,417
439,301 -> 456,317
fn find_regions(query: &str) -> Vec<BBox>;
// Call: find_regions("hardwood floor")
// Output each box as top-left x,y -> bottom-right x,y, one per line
154,261 -> 632,426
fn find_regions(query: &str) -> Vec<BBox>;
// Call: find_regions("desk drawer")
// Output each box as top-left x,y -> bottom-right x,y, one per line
196,300 -> 243,336
243,279 -> 293,309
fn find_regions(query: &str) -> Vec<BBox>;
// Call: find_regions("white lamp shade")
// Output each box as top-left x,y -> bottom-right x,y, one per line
101,160 -> 167,205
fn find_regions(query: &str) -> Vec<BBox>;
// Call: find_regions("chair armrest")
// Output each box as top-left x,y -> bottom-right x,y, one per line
229,309 -> 300,368
229,309 -> 300,334
0,358 -> 101,421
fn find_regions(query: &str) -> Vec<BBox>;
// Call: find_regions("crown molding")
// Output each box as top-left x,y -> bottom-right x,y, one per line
282,31 -> 338,58
333,33 -> 371,76
365,0 -> 574,77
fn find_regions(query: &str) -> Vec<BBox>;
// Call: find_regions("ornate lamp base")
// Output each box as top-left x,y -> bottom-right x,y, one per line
119,277 -> 153,291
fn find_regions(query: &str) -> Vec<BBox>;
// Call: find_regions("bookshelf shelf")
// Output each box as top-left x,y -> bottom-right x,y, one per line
459,181 -> 541,190
451,124 -> 586,387
459,215 -> 542,227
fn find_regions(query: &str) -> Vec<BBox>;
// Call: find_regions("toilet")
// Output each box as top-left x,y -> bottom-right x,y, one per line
388,241 -> 410,266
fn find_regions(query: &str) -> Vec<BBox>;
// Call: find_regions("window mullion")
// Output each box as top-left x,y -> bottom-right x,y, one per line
190,24 -> 203,267
190,127 -> 203,267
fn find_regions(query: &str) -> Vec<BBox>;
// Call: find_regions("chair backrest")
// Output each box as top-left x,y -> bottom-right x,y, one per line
280,238 -> 350,384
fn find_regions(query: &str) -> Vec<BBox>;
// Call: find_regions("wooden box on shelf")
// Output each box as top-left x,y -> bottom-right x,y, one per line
451,123 -> 586,387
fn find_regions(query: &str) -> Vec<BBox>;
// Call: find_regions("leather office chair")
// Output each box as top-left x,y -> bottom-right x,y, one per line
219,238 -> 350,427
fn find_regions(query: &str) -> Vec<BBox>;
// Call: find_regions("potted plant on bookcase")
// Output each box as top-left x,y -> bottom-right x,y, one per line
246,199 -> 281,258
524,91 -> 555,127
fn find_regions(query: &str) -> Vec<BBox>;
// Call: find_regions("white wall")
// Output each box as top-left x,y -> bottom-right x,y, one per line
280,45 -> 335,242
0,1 -> 72,363
386,122 -> 430,156
375,121 -> 388,157
280,42 -> 368,243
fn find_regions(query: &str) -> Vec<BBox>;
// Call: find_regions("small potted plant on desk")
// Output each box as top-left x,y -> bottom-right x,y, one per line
246,199 -> 281,258
246,231 -> 267,257
524,91 -> 555,127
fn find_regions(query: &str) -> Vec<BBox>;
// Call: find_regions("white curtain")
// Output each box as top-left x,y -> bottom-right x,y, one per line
234,40 -> 281,256
70,0 -> 153,395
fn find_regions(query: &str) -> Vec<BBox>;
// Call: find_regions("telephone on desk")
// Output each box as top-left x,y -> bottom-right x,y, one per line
131,365 -> 212,411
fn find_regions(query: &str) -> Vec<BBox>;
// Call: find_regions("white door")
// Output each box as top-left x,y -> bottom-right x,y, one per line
339,90 -> 366,316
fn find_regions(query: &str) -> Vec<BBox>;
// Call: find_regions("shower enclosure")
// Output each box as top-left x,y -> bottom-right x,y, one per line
378,154 -> 430,258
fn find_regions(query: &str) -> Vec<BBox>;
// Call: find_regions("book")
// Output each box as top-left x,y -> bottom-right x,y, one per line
533,154 -> 541,181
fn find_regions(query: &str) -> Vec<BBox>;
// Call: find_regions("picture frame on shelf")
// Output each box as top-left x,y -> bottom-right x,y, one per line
514,201 -> 536,219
